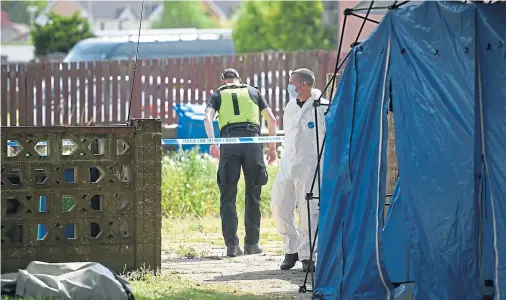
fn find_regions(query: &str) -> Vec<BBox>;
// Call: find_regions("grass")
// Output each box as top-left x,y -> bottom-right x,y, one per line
161,147 -> 279,218
1,216 -> 287,300
1,148 -> 291,300
133,149 -> 296,299
2,270 -> 289,300
127,270 -> 290,300
161,216 -> 284,257
126,215 -> 287,299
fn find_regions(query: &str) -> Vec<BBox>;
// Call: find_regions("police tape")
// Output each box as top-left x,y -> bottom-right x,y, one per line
162,136 -> 285,145
6,136 -> 285,147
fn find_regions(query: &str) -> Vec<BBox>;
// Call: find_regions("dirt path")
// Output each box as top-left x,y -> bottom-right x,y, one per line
161,218 -> 315,299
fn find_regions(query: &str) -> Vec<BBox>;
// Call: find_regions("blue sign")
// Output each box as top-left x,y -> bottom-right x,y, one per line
308,121 -> 315,129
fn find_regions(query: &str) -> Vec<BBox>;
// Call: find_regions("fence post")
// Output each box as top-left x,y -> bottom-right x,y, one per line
130,118 -> 162,271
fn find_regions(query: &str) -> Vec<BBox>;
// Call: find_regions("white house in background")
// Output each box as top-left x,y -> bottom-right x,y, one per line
1,10 -> 31,42
35,0 -> 164,32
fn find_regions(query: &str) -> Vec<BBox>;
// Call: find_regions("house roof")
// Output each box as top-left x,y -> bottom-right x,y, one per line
205,0 -> 241,18
76,1 -> 163,19
1,10 -> 13,27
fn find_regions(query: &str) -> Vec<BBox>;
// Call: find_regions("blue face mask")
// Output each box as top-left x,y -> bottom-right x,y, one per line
287,84 -> 299,99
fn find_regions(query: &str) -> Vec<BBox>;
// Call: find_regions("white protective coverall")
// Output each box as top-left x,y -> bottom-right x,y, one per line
271,88 -> 327,261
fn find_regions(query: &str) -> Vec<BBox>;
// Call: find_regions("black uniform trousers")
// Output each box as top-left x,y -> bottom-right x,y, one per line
217,126 -> 269,246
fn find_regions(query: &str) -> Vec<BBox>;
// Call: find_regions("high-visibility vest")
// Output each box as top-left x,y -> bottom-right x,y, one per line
217,84 -> 260,129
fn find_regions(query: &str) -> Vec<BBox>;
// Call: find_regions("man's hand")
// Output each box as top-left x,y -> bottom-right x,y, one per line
210,144 -> 220,158
266,145 -> 277,164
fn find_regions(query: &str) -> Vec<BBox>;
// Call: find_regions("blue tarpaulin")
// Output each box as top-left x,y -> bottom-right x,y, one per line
477,3 -> 506,297
382,179 -> 414,284
315,1 -> 506,299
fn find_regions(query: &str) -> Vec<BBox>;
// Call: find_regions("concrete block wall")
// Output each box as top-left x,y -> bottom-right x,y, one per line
1,119 -> 162,274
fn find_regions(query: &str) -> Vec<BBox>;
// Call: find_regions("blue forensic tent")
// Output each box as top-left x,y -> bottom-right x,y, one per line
315,1 -> 506,299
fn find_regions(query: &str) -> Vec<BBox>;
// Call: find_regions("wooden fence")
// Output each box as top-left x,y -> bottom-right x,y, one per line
1,50 -> 339,130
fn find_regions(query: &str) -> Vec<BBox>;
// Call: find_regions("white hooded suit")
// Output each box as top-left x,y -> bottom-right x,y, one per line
271,89 -> 327,261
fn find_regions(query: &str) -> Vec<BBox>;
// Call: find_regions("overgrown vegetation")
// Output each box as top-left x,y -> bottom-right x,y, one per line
161,147 -> 278,218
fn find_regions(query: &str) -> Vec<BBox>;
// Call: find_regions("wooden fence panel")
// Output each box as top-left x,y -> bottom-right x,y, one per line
160,59 -> 168,124
182,57 -> 189,104
173,58 -> 181,109
118,60 -> 130,123
104,61 -> 112,123
263,53 -> 271,116
203,56 -> 211,106
9,64 -> 17,126
281,52 -> 292,129
51,63 -> 60,125
271,53 -> 280,124
187,57 -> 195,105
111,61 -> 118,123
131,60 -> 143,119
245,54 -> 253,88
1,64 -> 7,126
1,50 -> 341,129
197,56 -> 205,106
44,63 -> 52,126
68,62 -> 76,125
61,63 -> 69,125
17,64 -> 26,125
25,64 -> 34,126
154,59 -> 162,119
93,61 -> 102,124
85,61 -> 93,124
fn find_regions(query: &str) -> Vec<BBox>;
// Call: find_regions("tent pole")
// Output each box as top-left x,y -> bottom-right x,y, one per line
298,10 -> 352,296
349,13 -> 380,25
299,0 -> 379,295
353,1 -> 375,45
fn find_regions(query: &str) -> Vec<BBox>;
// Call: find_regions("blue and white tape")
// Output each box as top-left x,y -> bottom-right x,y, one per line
163,136 -> 284,145
6,136 -> 284,147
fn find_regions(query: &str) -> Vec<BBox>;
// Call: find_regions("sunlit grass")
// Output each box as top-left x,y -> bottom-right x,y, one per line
161,148 -> 279,218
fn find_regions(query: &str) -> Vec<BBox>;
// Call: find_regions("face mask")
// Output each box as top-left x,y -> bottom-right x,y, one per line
287,84 -> 299,99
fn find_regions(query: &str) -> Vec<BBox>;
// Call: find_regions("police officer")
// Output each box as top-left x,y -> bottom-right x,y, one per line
204,68 -> 278,257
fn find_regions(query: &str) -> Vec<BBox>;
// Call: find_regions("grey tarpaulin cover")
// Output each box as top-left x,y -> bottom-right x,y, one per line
1,261 -> 134,300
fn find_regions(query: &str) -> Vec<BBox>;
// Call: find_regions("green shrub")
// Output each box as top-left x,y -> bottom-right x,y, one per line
30,12 -> 94,56
161,147 -> 278,218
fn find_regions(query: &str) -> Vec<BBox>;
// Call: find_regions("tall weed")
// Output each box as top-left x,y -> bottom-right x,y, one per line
161,148 -> 278,218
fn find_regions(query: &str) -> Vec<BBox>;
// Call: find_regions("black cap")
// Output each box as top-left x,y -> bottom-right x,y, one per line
221,68 -> 240,80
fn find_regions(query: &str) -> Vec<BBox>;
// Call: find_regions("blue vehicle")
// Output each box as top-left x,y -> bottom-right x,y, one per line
63,29 -> 236,62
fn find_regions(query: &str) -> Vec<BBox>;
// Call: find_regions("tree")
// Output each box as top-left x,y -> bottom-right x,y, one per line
30,12 -> 95,56
232,0 -> 334,53
231,1 -> 276,53
151,1 -> 216,29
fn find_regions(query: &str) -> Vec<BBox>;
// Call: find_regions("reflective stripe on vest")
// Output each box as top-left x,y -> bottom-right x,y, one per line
218,85 -> 260,129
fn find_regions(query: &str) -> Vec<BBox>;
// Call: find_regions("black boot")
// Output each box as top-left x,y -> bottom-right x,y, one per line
226,245 -> 244,257
280,253 -> 299,270
302,259 -> 315,272
244,244 -> 263,255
